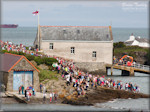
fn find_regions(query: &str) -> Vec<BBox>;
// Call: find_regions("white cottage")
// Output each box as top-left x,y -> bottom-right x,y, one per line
125,34 -> 149,48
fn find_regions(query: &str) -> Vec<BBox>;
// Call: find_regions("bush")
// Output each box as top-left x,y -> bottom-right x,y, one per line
42,57 -> 58,66
113,42 -> 126,48
25,54 -> 35,61
34,56 -> 44,65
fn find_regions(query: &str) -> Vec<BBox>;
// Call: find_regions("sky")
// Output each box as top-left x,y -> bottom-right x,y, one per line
1,0 -> 149,28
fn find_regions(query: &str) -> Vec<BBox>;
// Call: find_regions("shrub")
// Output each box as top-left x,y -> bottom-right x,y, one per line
25,54 -> 35,61
113,42 -> 126,48
34,56 -> 44,65
42,57 -> 58,66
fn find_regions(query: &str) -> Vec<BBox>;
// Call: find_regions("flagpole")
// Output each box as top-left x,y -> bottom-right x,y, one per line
38,10 -> 40,51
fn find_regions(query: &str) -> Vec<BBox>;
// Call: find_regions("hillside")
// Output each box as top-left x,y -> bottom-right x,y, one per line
113,42 -> 149,65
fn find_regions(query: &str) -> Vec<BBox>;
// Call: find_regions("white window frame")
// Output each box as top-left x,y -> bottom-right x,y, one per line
49,43 -> 53,49
92,51 -> 96,58
71,47 -> 75,54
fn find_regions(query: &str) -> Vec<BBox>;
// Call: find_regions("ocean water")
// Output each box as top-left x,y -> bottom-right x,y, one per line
1,27 -> 149,46
0,27 -> 149,111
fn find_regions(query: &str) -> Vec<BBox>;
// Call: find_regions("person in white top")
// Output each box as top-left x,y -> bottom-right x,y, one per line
27,90 -> 30,101
49,92 -> 52,102
125,83 -> 128,91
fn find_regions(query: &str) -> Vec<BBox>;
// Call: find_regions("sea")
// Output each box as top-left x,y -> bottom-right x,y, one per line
0,27 -> 150,111
0,27 -> 149,46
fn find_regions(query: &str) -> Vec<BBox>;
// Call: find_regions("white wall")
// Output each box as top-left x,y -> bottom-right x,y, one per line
139,42 -> 150,48
132,40 -> 139,46
41,41 -> 113,65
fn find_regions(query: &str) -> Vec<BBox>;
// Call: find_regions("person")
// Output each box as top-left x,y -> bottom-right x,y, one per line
136,86 -> 140,93
49,92 -> 52,102
57,65 -> 61,74
52,92 -> 55,102
21,85 -> 24,95
43,85 -> 46,94
26,90 -> 30,101
19,85 -> 22,94
32,87 -> 35,96
25,89 -> 27,98
43,93 -> 46,103
125,83 -> 128,91
54,92 -> 58,102
40,83 -> 43,93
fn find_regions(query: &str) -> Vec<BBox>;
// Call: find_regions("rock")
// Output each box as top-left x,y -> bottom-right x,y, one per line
62,87 -> 150,106
38,64 -> 49,70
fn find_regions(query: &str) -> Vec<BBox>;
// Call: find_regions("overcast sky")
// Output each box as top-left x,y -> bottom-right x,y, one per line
1,1 -> 149,28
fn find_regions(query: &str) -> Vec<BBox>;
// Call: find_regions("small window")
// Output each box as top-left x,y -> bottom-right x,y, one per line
49,43 -> 53,49
92,51 -> 96,57
63,30 -> 67,34
71,47 -> 75,54
77,30 -> 80,34
106,34 -> 109,38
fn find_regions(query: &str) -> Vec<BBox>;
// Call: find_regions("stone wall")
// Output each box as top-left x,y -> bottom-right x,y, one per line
74,62 -> 106,75
41,41 -> 113,65
0,71 -> 3,84
7,58 -> 39,92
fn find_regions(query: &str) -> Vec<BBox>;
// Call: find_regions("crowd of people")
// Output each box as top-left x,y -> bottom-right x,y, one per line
1,40 -> 141,100
18,85 -> 35,101
40,83 -> 58,103
52,57 -> 141,97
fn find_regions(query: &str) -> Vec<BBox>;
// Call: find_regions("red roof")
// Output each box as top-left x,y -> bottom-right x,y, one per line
0,53 -> 39,72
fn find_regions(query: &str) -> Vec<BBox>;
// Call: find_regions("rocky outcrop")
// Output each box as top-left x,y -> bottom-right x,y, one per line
62,87 -> 150,106
38,64 -> 49,70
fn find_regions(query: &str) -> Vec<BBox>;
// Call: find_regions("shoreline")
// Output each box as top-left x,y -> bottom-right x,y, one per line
1,87 -> 149,105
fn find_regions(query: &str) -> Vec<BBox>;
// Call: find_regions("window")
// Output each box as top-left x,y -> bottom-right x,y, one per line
71,47 -> 75,54
77,30 -> 80,34
92,51 -> 96,57
63,30 -> 67,34
49,43 -> 53,49
106,34 -> 109,38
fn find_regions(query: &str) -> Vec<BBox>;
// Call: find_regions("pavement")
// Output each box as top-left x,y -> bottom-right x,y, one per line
6,91 -> 50,99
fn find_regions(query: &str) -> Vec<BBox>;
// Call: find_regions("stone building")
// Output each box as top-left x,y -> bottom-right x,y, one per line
34,26 -> 113,73
125,34 -> 149,48
0,53 -> 39,91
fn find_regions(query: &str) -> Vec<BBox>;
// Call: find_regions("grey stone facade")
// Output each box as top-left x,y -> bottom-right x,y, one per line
75,62 -> 106,74
2,58 -> 39,92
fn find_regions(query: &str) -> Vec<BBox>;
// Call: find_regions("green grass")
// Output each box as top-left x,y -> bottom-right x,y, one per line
39,70 -> 60,82
114,46 -> 148,57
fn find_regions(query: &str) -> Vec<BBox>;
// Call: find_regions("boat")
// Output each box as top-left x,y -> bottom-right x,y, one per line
0,24 -> 18,28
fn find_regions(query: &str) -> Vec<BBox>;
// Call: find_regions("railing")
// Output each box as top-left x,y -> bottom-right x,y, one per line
113,61 -> 150,71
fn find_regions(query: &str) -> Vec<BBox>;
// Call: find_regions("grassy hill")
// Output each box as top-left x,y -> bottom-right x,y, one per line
113,42 -> 150,65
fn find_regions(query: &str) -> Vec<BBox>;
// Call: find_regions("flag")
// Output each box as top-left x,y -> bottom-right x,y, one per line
32,10 -> 39,15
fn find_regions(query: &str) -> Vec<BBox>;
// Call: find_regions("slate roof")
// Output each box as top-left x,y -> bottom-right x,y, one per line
0,53 -> 22,72
39,26 -> 112,41
124,41 -> 134,45
124,37 -> 149,45
135,37 -> 149,43
0,53 -> 40,72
